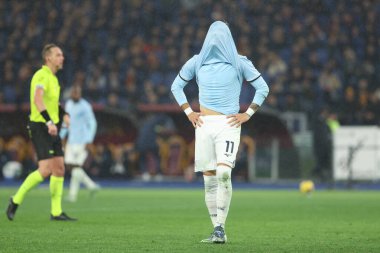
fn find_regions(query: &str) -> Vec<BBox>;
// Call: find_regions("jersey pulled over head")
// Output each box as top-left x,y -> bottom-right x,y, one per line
195,21 -> 242,83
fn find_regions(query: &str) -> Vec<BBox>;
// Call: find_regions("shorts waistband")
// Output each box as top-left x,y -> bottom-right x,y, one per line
200,115 -> 229,122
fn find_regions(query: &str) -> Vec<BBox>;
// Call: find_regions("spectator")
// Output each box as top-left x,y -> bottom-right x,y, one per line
135,113 -> 176,181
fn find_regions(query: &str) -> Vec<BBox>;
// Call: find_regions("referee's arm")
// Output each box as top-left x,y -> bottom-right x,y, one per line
34,87 -> 58,136
34,86 -> 47,112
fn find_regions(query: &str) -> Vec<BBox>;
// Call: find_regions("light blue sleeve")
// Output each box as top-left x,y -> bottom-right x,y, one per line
239,56 -> 261,82
170,56 -> 196,106
59,127 -> 68,139
250,77 -> 269,106
240,56 -> 269,106
59,102 -> 69,139
85,102 -> 97,143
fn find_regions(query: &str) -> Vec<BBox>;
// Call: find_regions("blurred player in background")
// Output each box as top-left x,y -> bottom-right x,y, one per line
6,44 -> 76,221
60,85 -> 99,202
171,21 -> 269,243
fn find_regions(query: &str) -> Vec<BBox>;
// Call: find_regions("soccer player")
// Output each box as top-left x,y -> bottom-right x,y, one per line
6,44 -> 76,221
60,85 -> 99,202
171,21 -> 269,243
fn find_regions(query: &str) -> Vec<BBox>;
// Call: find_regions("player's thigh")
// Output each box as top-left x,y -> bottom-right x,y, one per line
194,124 -> 216,171
215,126 -> 241,168
64,144 -> 87,166
28,122 -> 55,161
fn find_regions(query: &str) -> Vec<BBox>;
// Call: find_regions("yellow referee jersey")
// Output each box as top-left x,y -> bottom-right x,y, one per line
29,65 -> 60,124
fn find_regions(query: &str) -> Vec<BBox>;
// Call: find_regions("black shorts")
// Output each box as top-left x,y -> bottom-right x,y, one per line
28,121 -> 64,161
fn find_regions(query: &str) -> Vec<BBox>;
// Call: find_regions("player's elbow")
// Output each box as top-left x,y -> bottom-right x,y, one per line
260,78 -> 270,98
252,77 -> 269,98
263,85 -> 270,98
257,81 -> 270,99
171,81 -> 180,93
171,75 -> 186,92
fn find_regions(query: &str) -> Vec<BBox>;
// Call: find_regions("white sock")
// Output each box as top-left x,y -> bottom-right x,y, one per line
78,168 -> 97,189
203,175 -> 218,227
68,168 -> 82,200
216,165 -> 232,228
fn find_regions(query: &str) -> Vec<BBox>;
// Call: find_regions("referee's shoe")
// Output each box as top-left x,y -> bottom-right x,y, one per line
6,197 -> 18,221
50,212 -> 77,221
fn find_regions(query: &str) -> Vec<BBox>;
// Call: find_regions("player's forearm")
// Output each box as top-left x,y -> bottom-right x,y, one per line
171,75 -> 189,106
180,103 -> 191,110
34,88 -> 55,125
34,96 -> 47,112
244,103 -> 260,118
248,103 -> 260,112
250,76 -> 269,106
86,116 -> 97,142
179,103 -> 194,116
59,128 -> 68,139
34,87 -> 47,112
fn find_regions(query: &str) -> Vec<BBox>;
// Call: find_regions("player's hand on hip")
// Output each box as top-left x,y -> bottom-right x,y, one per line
47,124 -> 58,136
188,112 -> 203,128
227,113 -> 250,127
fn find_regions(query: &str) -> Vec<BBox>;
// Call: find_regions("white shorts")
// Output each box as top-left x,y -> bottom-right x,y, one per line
64,144 -> 88,166
194,115 -> 241,172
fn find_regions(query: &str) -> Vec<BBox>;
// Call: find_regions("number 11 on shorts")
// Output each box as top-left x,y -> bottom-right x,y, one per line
225,141 -> 234,154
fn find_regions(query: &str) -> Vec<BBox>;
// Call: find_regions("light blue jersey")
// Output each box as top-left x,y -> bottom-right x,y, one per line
59,98 -> 97,144
171,21 -> 269,115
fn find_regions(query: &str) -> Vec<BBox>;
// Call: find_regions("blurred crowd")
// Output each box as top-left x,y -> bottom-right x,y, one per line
0,0 -> 379,125
0,133 -> 254,182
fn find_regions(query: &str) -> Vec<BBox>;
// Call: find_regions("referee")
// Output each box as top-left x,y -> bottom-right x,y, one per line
6,44 -> 76,221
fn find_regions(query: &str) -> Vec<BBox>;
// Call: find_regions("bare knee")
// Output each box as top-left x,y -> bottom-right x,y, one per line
203,170 -> 216,176
39,157 -> 65,177
51,160 -> 65,177
217,163 -> 232,169
38,160 -> 52,178
216,164 -> 232,182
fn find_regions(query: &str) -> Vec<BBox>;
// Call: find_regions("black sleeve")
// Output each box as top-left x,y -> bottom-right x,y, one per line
58,104 -> 69,129
59,104 -> 69,118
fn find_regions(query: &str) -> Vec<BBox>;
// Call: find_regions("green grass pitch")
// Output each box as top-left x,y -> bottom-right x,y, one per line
0,187 -> 379,253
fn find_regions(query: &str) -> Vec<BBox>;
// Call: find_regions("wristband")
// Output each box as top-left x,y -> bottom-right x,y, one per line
245,108 -> 255,117
46,120 -> 54,126
40,110 -> 52,122
184,107 -> 193,116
